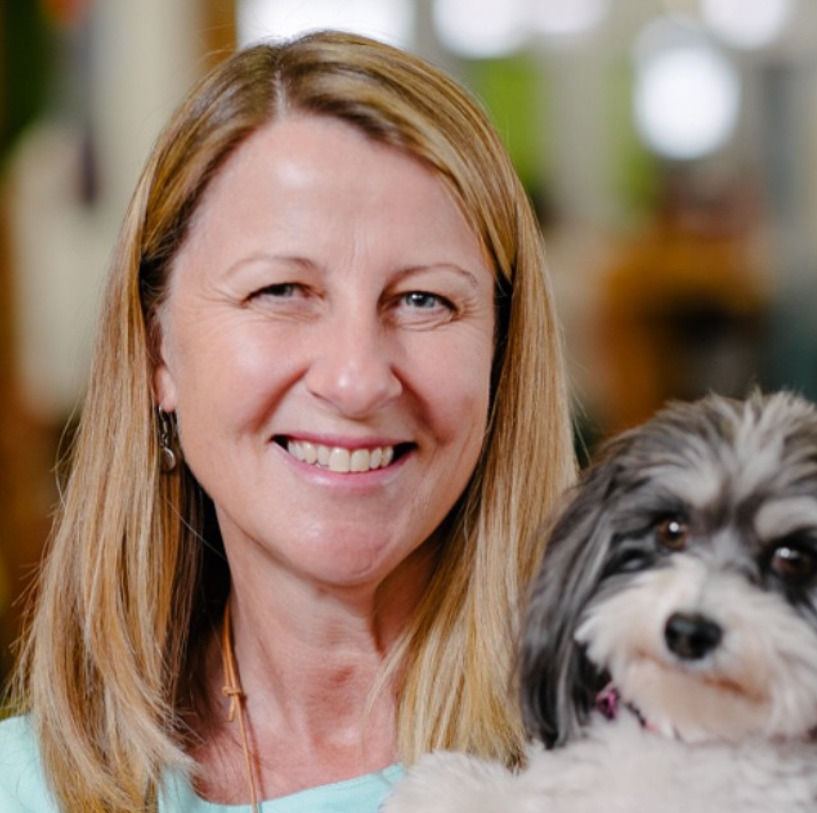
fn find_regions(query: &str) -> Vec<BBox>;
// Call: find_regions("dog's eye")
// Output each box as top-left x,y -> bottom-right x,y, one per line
655,517 -> 689,551
770,544 -> 817,584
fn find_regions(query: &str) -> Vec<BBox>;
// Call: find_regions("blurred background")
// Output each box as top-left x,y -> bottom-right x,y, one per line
0,0 -> 816,674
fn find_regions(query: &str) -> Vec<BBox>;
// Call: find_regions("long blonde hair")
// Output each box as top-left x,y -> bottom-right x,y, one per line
11,31 -> 575,813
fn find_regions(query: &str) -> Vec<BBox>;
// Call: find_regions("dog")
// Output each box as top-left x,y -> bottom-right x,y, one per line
383,391 -> 817,812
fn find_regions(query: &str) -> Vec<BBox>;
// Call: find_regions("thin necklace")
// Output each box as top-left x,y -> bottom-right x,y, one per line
221,601 -> 262,813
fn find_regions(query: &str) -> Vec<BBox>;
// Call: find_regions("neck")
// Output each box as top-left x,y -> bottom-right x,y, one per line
224,536 -> 434,712
228,590 -> 395,739
190,539 -> 436,802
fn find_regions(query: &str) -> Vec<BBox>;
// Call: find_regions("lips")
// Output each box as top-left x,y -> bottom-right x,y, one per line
279,437 -> 409,473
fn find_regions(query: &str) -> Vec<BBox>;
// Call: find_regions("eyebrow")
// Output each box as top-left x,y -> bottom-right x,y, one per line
390,263 -> 482,289
224,253 -> 484,287
223,253 -> 316,278
755,498 -> 817,539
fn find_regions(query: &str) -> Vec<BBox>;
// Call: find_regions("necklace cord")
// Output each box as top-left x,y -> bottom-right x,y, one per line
221,602 -> 262,813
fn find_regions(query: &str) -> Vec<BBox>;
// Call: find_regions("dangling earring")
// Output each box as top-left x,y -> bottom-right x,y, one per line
157,408 -> 179,473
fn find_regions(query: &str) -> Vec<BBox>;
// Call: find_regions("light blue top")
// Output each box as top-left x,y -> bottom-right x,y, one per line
0,715 -> 403,812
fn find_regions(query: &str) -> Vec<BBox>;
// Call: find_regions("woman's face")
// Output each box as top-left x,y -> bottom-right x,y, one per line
154,115 -> 495,593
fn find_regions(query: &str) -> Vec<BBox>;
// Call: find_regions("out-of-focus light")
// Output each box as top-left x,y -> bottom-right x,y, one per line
634,20 -> 740,160
701,0 -> 796,50
531,0 -> 610,39
237,0 -> 415,49
433,0 -> 529,58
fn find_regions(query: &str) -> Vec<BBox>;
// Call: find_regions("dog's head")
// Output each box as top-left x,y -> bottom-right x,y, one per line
521,391 -> 817,748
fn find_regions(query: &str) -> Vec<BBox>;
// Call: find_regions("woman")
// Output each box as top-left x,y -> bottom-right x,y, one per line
1,31 -> 575,813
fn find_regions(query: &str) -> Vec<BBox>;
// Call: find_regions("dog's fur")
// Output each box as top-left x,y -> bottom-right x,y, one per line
384,392 -> 817,812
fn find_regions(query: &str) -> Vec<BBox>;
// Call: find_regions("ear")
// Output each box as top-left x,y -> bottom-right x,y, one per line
519,446 -> 626,748
152,329 -> 179,412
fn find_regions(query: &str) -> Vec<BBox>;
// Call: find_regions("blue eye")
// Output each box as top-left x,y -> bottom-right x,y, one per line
392,289 -> 458,328
403,291 -> 442,309
257,283 -> 300,298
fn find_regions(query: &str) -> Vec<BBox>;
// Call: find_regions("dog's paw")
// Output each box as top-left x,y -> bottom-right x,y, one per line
381,750 -> 515,813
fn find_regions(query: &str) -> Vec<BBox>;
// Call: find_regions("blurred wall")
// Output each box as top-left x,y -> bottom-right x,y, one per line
1,0 -> 817,666
0,0 -> 235,677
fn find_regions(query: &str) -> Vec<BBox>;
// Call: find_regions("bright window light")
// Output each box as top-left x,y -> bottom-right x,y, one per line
531,0 -> 610,39
634,21 -> 740,160
237,0 -> 415,49
701,0 -> 796,50
433,0 -> 529,58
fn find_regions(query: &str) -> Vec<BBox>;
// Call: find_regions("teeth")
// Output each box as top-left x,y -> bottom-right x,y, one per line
302,441 -> 318,464
328,447 -> 350,472
286,440 -> 397,473
350,449 -> 369,472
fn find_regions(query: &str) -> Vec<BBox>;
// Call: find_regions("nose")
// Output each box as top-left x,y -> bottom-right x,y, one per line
664,611 -> 723,661
304,313 -> 402,418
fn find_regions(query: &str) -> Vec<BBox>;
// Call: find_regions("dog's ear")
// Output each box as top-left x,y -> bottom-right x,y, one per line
519,446 -> 626,748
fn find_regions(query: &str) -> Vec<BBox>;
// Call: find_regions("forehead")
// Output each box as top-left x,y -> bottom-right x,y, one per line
613,397 -> 817,523
169,113 -> 491,285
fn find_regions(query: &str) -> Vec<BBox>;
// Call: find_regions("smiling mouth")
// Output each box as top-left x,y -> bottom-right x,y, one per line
275,437 -> 412,473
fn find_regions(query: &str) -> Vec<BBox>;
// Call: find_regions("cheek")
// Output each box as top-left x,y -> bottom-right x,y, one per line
421,341 -> 493,467
168,320 -> 278,406
419,343 -> 490,412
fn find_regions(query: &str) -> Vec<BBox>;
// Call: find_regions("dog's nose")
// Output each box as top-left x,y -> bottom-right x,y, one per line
664,612 -> 723,660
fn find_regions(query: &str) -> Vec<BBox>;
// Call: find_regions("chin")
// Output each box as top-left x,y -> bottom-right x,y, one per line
383,391 -> 817,813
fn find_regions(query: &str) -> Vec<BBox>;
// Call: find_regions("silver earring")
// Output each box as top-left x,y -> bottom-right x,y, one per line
157,408 -> 178,473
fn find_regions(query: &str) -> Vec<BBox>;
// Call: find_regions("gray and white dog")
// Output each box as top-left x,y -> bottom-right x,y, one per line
384,392 -> 817,813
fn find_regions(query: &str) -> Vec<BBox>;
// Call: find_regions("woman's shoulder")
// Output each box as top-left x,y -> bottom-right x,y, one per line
0,714 -> 59,811
0,716 -> 404,813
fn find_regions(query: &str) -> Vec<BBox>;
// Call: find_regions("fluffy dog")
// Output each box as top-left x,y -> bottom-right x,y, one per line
384,392 -> 817,812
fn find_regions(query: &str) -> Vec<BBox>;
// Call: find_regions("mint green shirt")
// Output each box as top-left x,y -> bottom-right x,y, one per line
0,716 -> 402,812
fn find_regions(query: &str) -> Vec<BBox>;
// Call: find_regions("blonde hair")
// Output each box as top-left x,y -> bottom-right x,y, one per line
11,31 -> 576,813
